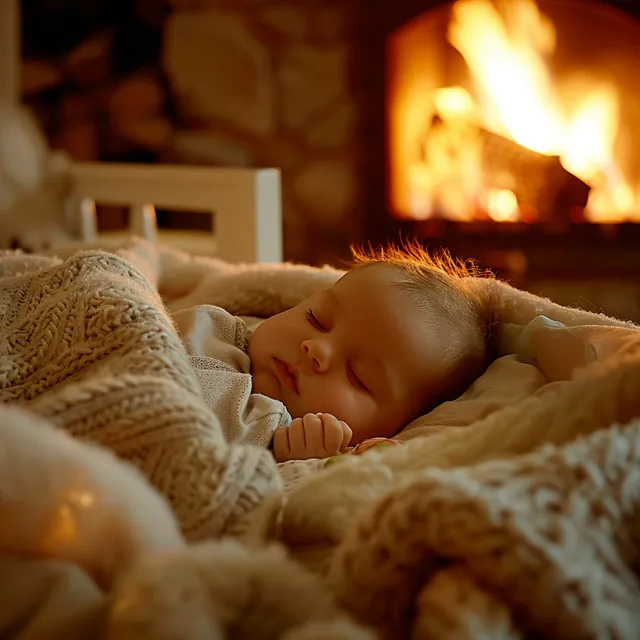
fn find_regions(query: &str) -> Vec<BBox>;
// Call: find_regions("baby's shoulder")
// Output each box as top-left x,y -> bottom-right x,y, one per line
173,304 -> 248,352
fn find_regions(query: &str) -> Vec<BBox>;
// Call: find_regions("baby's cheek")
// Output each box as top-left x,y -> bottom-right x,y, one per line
328,397 -> 380,445
301,381 -> 359,422
252,369 -> 281,402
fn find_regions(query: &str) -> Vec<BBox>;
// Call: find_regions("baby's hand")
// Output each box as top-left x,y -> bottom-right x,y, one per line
273,413 -> 352,463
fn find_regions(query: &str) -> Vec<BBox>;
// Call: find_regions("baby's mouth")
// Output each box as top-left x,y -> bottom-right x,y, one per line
274,358 -> 299,395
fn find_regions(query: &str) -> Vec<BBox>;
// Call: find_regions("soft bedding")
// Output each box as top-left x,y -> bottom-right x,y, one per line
0,236 -> 639,639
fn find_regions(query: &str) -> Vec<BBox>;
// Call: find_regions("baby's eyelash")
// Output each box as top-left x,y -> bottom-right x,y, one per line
347,364 -> 369,392
305,308 -> 326,331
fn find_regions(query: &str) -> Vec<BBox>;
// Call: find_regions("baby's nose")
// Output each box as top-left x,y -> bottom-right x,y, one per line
301,339 -> 332,373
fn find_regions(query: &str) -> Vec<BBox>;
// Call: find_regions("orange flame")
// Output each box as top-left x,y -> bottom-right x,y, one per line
401,0 -> 640,222
449,0 -> 562,154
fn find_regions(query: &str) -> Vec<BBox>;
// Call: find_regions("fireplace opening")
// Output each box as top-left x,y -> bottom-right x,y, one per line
354,0 -> 640,301
387,0 -> 640,226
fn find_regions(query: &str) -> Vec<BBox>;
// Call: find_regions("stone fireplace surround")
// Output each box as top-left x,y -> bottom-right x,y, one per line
22,0 -> 365,265
357,0 -> 640,264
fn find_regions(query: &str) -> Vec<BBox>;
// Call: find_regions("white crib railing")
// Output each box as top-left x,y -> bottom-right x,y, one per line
68,162 -> 283,264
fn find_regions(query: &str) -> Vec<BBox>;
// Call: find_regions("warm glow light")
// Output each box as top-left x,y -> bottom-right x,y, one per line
486,189 -> 519,222
561,88 -> 636,221
40,505 -> 78,552
433,86 -> 476,120
562,89 -> 618,180
408,163 -> 435,220
392,0 -> 640,223
68,489 -> 95,508
448,0 -> 562,154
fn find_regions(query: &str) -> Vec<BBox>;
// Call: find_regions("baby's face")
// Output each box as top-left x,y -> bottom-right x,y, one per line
248,265 -> 448,444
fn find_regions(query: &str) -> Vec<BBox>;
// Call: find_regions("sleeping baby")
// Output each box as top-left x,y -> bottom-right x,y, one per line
172,244 -> 497,462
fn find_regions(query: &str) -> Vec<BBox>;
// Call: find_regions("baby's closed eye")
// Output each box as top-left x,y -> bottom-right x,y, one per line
346,363 -> 369,392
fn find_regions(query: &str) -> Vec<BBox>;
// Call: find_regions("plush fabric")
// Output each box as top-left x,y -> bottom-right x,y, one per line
1,236 -> 638,639
0,249 -> 281,542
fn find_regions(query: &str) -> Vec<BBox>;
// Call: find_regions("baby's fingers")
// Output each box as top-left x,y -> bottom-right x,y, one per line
339,421 -> 353,452
319,414 -> 349,456
301,414 -> 325,458
288,416 -> 311,458
272,425 -> 292,463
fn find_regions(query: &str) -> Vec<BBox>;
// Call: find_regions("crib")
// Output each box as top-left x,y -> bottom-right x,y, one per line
0,0 -> 283,264
66,163 -> 283,264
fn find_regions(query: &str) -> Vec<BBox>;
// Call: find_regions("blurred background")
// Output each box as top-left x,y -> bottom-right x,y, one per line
18,0 -> 640,320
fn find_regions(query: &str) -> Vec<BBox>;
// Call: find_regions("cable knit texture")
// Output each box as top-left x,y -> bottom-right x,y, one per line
0,249 -> 281,542
329,419 -> 640,639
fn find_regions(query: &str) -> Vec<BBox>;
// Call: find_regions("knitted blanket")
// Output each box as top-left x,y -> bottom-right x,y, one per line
0,249 -> 280,542
2,238 -> 640,639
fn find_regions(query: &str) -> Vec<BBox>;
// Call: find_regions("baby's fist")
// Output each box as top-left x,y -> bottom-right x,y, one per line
273,413 -> 352,462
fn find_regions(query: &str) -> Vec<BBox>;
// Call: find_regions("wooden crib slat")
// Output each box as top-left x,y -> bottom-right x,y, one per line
75,198 -> 99,242
129,204 -> 158,243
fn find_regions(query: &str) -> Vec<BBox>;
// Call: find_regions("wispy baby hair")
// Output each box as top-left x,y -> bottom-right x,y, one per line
350,239 -> 497,411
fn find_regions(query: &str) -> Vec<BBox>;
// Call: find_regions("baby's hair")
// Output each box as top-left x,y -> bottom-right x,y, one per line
350,239 -> 498,413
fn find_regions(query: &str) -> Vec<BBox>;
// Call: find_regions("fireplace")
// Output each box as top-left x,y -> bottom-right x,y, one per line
356,0 -> 640,282
20,0 -> 640,315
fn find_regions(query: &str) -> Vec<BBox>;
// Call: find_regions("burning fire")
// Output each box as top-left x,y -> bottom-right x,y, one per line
399,0 -> 640,223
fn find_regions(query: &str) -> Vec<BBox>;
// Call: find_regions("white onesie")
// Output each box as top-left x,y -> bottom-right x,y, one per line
172,305 -> 291,447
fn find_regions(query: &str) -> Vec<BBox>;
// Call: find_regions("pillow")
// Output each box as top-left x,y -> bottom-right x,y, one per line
397,355 -> 548,441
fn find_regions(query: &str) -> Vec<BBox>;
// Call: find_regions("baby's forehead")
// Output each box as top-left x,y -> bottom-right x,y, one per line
329,269 -> 429,326
333,267 -> 468,344
334,263 -> 406,292
332,265 -> 422,309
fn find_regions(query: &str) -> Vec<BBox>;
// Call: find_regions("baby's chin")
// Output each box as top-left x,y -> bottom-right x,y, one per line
251,370 -> 282,403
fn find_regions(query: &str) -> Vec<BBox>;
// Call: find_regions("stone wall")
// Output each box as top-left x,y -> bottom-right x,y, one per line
22,0 -> 363,265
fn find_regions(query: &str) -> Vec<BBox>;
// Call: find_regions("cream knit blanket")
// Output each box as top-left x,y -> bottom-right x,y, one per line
2,238 -> 640,639
0,249 -> 280,542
